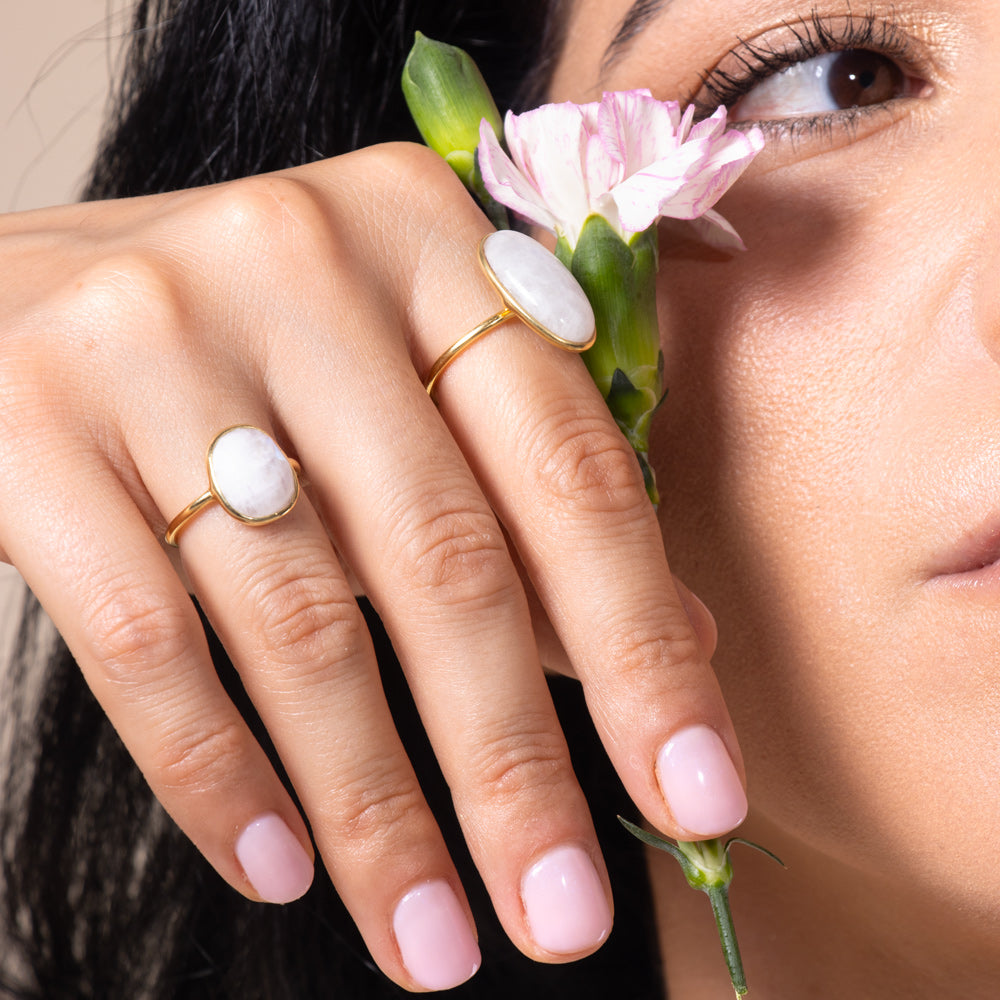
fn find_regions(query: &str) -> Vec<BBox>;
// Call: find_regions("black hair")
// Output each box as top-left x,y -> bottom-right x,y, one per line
1,2 -> 662,997
84,0 -> 565,200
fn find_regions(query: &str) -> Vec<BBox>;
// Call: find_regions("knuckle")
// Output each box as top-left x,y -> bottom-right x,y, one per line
150,720 -> 248,795
392,498 -> 517,608
241,559 -> 366,671
533,416 -> 650,519
201,174 -> 331,265
361,142 -> 468,205
69,252 -> 185,345
347,143 -> 488,252
3,251 -> 187,380
318,764 -> 427,849
83,582 -> 192,686
606,609 -> 706,685
468,713 -> 571,807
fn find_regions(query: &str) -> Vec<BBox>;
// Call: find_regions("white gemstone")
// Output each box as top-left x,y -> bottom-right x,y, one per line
482,230 -> 595,348
208,426 -> 297,522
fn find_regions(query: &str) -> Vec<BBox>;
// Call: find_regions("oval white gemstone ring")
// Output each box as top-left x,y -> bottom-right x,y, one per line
164,426 -> 301,546
422,230 -> 596,397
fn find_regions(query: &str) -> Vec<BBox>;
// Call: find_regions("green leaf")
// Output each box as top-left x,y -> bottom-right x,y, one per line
617,816 -> 701,883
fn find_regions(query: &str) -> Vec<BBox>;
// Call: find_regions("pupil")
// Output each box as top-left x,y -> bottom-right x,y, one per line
828,49 -> 904,109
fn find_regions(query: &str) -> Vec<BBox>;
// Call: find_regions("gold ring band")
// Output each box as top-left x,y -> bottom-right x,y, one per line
423,231 -> 596,398
165,426 -> 302,547
423,306 -> 515,396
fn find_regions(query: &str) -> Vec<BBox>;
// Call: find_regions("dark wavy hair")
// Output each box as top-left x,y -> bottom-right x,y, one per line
0,2 -> 662,996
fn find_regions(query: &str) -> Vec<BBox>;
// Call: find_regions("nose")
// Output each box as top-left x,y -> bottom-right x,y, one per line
928,201 -> 1000,367
968,182 -> 1000,365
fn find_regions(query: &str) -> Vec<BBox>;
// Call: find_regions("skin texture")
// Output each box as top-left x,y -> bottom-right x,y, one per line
0,105 -> 736,994
3,0 -> 995,995
550,0 -> 1000,996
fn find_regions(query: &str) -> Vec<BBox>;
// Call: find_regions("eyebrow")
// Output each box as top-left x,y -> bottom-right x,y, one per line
602,0 -> 671,74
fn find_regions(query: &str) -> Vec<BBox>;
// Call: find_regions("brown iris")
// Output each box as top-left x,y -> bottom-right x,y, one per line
826,49 -> 905,109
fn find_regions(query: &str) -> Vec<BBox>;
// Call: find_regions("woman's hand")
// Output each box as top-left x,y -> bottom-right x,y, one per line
0,143 -> 746,991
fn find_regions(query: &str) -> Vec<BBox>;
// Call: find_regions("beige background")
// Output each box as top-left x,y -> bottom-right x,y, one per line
1,0 -> 128,212
1,1 -> 127,597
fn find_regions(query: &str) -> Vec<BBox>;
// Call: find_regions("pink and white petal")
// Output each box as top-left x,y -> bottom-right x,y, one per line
680,129 -> 765,212
653,127 -> 763,217
590,193 -> 624,237
477,121 -> 559,234
663,171 -> 732,219
687,105 -> 728,144
505,105 -> 583,184
585,131 -> 623,201
598,91 -> 656,167
702,128 -> 765,173
611,157 -> 698,233
619,138 -> 712,210
614,188 -> 681,234
577,97 -> 604,134
503,105 -> 591,235
683,209 -> 747,252
600,92 -> 687,174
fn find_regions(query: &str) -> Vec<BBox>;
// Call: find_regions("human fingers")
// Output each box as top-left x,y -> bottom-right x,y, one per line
0,154 -> 610,988
388,214 -> 748,843
0,305 -> 482,990
213,189 -> 616,963
527,573 -> 719,677
106,156 -> 608,977
0,181 -> 480,991
0,425 -> 318,908
137,412 -> 482,991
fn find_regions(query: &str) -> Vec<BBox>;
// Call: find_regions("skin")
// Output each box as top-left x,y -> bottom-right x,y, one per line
550,0 -> 1000,996
0,43 -> 732,997
2,0 -> 994,994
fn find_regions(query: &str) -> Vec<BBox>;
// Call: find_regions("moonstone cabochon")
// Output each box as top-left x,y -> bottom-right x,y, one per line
208,426 -> 299,523
480,230 -> 596,350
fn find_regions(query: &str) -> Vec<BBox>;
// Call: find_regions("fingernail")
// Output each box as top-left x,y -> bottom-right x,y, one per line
235,812 -> 314,904
656,725 -> 748,837
521,844 -> 612,955
393,880 -> 481,991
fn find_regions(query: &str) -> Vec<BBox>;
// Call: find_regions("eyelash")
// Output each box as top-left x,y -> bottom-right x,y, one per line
692,8 -> 920,138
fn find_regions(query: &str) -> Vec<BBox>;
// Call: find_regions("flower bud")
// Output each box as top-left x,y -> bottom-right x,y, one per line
402,32 -> 503,188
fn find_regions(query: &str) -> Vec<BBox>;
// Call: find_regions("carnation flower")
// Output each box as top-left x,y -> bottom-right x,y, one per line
477,90 -> 764,250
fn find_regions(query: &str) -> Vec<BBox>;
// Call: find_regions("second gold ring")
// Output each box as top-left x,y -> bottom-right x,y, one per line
423,230 -> 596,397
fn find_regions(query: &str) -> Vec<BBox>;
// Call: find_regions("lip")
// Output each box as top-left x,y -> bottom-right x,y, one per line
927,513 -> 1000,588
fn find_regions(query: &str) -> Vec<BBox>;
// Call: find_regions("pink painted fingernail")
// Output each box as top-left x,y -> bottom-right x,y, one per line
235,812 -> 314,904
521,845 -> 612,955
656,725 -> 748,837
393,880 -> 481,991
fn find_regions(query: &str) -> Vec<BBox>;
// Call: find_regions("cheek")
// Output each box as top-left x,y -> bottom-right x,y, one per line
647,186 -> 1000,881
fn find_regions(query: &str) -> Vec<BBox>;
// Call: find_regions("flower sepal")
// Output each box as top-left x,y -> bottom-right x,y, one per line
618,816 -> 784,998
560,215 -> 664,503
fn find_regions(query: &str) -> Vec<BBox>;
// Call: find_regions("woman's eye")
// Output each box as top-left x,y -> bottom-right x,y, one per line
730,49 -> 910,122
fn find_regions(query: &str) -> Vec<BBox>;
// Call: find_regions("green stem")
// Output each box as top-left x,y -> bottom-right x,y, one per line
619,819 -> 783,998
707,885 -> 747,998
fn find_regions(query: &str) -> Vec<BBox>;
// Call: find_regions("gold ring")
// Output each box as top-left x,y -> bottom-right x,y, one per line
165,425 -> 301,547
423,230 -> 596,397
